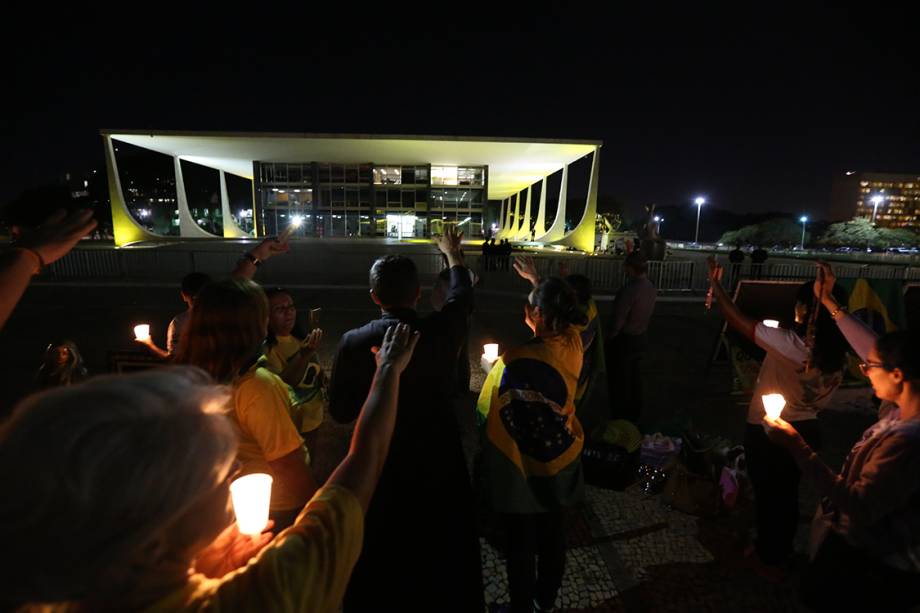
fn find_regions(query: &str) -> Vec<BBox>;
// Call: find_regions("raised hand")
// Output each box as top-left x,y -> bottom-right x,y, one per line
434,224 -> 463,255
814,261 -> 836,300
16,209 -> 97,266
513,256 -> 539,287
250,236 -> 290,262
706,256 -> 723,283
373,323 -> 420,374
300,328 -> 323,353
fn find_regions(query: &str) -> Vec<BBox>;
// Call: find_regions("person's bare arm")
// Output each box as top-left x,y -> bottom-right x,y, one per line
513,256 -> 540,288
325,324 -> 420,512
232,237 -> 290,279
267,446 -> 318,507
135,337 -> 170,359
278,329 -> 322,387
0,209 -> 97,331
707,257 -> 756,342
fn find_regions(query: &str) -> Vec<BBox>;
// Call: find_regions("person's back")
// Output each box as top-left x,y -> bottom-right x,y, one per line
328,232 -> 483,612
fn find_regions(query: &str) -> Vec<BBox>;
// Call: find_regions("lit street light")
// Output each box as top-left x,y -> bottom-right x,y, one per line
654,215 -> 663,235
799,215 -> 808,250
694,197 -> 705,244
870,195 -> 883,224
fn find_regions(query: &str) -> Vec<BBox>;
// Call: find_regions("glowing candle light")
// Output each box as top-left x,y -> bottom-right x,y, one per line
133,324 -> 150,341
763,319 -> 780,329
278,215 -> 304,242
762,393 -> 786,421
483,343 -> 499,363
230,473 -> 273,536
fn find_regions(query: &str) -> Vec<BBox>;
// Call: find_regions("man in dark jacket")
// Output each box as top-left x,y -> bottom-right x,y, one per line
329,225 -> 483,612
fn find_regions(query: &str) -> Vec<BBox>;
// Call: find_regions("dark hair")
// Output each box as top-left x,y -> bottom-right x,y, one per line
565,274 -> 592,306
530,277 -> 589,333
625,252 -> 648,274
370,255 -> 419,307
264,287 -> 305,346
876,330 -> 920,381
180,272 -> 211,297
176,279 -> 268,382
795,281 -> 850,374
35,340 -> 87,390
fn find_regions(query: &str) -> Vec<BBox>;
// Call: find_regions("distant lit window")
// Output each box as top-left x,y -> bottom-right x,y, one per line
458,167 -> 484,186
373,167 -> 402,185
431,166 -> 458,186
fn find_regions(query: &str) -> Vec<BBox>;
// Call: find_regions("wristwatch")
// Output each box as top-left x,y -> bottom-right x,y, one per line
241,251 -> 262,267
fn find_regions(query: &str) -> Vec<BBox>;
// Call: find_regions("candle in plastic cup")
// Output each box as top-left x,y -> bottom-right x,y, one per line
762,393 -> 786,420
763,319 -> 780,329
483,343 -> 499,362
230,473 -> 273,536
133,324 -> 150,341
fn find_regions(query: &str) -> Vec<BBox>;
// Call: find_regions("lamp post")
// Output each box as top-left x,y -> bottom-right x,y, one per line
799,215 -> 808,250
654,215 -> 663,235
694,197 -> 705,244
870,195 -> 883,224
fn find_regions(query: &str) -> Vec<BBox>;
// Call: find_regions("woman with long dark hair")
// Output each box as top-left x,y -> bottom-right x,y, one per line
177,278 -> 317,530
706,257 -> 850,578
34,339 -> 87,390
480,275 -> 588,613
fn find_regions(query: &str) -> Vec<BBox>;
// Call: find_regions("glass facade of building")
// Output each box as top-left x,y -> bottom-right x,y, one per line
255,161 -> 486,238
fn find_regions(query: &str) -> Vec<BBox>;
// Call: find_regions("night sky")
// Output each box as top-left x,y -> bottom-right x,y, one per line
5,6 -> 919,222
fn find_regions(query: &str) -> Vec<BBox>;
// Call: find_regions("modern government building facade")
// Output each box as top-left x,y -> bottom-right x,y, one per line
102,131 -> 602,252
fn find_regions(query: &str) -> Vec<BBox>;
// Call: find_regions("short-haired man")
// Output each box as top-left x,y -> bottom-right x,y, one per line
605,252 -> 657,423
328,225 -> 483,612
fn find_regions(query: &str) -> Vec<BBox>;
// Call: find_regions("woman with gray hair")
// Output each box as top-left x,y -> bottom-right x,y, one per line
0,324 -> 419,612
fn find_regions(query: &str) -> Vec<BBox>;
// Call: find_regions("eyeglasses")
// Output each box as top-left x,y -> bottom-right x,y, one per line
858,361 -> 890,375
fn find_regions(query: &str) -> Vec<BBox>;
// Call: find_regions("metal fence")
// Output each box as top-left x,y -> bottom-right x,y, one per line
44,248 -> 920,293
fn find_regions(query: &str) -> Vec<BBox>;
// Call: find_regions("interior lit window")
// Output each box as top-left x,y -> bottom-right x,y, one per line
373,167 -> 402,185
431,166 -> 458,186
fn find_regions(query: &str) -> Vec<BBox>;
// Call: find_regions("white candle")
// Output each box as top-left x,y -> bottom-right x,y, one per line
133,324 -> 151,341
483,343 -> 499,363
763,319 -> 780,329
762,393 -> 786,420
230,473 -> 273,535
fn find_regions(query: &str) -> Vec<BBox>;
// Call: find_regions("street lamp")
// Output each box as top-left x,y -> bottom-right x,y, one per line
694,197 -> 705,244
870,195 -> 883,224
654,215 -> 663,235
799,216 -> 808,250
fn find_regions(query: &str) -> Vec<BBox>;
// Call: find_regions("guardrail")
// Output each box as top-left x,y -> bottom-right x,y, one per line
44,248 -> 920,293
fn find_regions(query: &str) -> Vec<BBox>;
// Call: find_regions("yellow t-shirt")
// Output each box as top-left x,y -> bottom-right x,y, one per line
26,486 -> 365,613
264,336 -> 325,433
233,363 -> 307,511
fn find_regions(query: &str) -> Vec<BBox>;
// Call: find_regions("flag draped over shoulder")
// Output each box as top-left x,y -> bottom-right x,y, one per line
838,278 -> 904,334
574,298 -> 606,407
478,330 -> 585,513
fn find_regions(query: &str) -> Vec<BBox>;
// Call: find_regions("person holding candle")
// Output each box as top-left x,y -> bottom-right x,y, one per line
177,278 -> 317,531
0,324 -> 419,612
762,262 -> 920,610
705,256 -> 850,578
479,276 -> 587,613
135,272 -> 212,360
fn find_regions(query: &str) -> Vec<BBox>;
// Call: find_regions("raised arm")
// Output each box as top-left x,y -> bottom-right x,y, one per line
0,209 -> 97,331
707,256 -> 757,342
814,261 -> 876,362
325,324 -> 420,511
513,255 -> 540,288
232,237 -> 290,280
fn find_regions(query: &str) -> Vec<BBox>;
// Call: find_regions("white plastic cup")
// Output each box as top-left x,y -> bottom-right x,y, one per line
483,343 -> 499,362
229,473 -> 273,535
763,319 -> 780,329
133,324 -> 151,341
762,393 -> 787,421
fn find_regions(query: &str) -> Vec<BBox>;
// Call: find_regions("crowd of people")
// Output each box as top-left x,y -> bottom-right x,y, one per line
0,208 -> 917,612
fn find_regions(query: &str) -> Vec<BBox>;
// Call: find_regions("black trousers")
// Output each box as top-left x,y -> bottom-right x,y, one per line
744,420 -> 822,565
801,531 -> 920,612
501,511 -> 567,613
604,334 -> 647,424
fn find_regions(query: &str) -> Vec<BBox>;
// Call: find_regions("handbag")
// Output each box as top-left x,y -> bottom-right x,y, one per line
662,463 -> 722,517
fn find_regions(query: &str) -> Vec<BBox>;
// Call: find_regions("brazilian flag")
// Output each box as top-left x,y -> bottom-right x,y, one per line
837,278 -> 904,334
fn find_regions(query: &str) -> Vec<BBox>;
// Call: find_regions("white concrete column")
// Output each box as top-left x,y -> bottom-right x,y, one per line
105,136 -> 162,246
533,176 -> 548,238
535,164 -> 569,243
220,170 -> 251,238
551,147 -> 601,253
174,157 -> 219,238
515,186 -> 533,240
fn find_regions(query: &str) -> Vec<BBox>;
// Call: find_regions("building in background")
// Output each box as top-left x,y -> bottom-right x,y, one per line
844,172 -> 920,230
101,131 -> 602,251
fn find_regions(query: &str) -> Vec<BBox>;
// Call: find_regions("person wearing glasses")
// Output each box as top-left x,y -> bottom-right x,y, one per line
764,262 -> 920,611
705,257 -> 851,579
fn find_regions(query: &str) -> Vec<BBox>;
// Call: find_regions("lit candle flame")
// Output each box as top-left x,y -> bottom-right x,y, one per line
762,393 -> 786,421
230,473 -> 273,536
133,324 -> 150,341
483,343 -> 499,362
